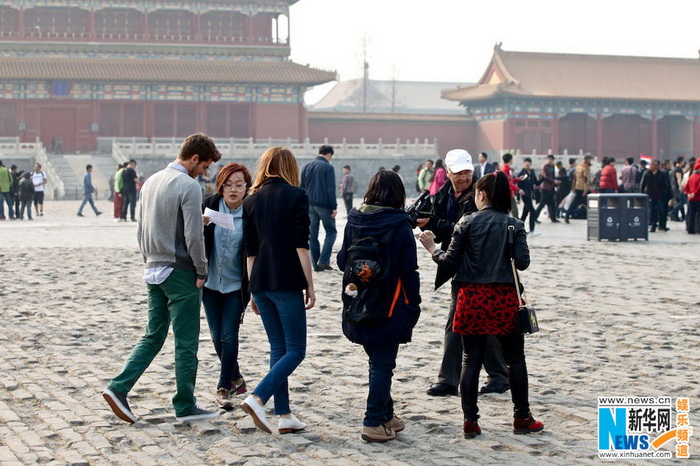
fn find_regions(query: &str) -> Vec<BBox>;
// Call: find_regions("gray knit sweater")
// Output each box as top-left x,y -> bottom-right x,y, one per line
136,164 -> 207,277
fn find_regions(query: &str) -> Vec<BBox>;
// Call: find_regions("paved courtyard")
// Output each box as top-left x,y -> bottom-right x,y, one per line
0,200 -> 698,465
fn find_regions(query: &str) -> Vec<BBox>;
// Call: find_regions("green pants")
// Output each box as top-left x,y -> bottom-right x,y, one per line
109,268 -> 202,417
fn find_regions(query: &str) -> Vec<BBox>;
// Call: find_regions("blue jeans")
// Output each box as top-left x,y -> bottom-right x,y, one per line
0,191 -> 13,218
202,288 -> 244,389
309,205 -> 337,266
77,193 -> 99,215
252,290 -> 306,415
670,191 -> 686,220
362,343 -> 399,427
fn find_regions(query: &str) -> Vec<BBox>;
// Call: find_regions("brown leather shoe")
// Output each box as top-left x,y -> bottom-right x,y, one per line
513,413 -> 544,434
463,420 -> 481,439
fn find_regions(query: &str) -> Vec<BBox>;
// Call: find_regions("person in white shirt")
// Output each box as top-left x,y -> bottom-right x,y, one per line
31,163 -> 47,216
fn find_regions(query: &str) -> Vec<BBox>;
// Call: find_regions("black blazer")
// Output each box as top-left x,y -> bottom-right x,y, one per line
242,178 -> 310,292
202,193 -> 251,309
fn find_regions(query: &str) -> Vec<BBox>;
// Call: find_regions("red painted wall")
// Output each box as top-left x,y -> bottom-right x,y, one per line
602,115 -> 651,160
308,118 -> 473,157
22,101 -> 95,153
253,103 -> 304,140
475,120 -> 505,153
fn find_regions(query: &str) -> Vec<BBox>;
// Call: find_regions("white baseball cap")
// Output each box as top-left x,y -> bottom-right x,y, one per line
445,149 -> 474,173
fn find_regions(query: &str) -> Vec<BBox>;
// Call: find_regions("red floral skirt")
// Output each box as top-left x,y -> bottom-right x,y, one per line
454,282 -> 519,336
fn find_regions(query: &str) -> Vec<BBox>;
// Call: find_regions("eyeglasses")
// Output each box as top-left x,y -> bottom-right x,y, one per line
222,182 -> 247,192
449,170 -> 472,179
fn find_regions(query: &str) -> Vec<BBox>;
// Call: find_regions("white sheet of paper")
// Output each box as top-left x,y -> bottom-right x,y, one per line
203,207 -> 235,230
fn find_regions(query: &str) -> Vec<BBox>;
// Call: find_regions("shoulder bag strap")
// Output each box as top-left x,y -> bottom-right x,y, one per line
506,218 -> 525,308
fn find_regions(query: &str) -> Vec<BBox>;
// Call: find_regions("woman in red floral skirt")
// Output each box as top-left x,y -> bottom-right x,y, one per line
419,171 -> 543,439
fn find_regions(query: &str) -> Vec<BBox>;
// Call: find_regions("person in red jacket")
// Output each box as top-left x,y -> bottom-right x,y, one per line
599,158 -> 619,193
684,161 -> 700,234
501,153 -> 520,217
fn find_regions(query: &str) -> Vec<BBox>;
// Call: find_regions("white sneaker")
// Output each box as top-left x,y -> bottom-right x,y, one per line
279,415 -> 307,434
241,395 -> 272,433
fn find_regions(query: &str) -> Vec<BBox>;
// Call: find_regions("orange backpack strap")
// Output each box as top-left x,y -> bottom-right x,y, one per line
388,278 -> 403,318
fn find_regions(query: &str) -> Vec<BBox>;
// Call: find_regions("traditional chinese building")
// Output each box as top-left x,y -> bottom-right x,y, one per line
443,44 -> 700,160
308,78 -> 472,156
0,0 -> 335,153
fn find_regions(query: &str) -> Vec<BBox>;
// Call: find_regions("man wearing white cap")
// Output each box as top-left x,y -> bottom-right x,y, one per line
417,149 -> 509,397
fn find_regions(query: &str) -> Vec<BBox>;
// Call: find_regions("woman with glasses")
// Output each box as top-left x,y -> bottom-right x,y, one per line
202,163 -> 252,409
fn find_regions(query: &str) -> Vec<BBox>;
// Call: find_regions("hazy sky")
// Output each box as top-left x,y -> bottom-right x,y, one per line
290,0 -> 700,103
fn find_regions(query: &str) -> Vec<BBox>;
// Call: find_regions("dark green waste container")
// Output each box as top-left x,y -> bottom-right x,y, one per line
587,193 -> 648,241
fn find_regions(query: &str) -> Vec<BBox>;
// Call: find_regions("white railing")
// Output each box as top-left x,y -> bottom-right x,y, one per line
34,138 -> 64,200
112,140 -> 129,165
0,138 -> 40,155
109,137 -> 439,159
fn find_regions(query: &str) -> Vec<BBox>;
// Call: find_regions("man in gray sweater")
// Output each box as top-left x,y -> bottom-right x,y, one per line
103,133 -> 222,423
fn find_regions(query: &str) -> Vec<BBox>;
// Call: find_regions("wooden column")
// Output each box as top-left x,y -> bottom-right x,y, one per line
144,102 -> 153,139
142,11 -> 149,41
652,115 -> 658,158
194,12 -> 201,41
694,116 -> 700,158
196,101 -> 206,132
596,113 -> 603,158
88,10 -> 95,40
17,7 -> 25,38
247,15 -> 253,42
551,113 -> 559,154
119,103 -> 124,137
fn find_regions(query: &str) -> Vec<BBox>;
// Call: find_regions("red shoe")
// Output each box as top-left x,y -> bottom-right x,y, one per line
513,413 -> 544,434
463,420 -> 481,439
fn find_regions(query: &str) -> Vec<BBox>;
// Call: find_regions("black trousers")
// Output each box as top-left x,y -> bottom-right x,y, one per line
649,198 -> 668,230
520,194 -> 536,231
566,190 -> 584,219
460,333 -> 530,421
687,201 -> 700,234
535,189 -> 557,221
342,192 -> 353,214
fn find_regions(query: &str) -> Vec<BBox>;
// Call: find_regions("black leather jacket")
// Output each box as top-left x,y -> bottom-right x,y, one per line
432,207 -> 529,286
423,180 -> 477,288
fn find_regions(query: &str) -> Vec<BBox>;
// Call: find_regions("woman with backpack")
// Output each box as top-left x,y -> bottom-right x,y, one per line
240,147 -> 315,435
337,170 -> 421,443
418,171 -> 543,439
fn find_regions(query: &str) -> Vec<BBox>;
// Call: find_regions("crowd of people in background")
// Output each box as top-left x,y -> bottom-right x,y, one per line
0,161 -> 47,220
413,152 -> 700,235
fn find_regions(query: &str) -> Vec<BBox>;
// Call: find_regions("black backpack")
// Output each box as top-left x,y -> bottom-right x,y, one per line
342,228 -> 402,326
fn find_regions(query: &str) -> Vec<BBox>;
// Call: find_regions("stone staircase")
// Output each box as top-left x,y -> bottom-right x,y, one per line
47,154 -> 83,200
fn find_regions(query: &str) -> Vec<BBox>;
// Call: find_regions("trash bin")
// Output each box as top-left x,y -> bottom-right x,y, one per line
587,193 -> 649,241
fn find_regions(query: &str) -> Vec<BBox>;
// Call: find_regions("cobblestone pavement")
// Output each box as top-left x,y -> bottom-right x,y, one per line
0,201 -> 698,465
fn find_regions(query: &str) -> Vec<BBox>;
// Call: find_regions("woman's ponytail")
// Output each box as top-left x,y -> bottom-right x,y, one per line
475,171 -> 512,213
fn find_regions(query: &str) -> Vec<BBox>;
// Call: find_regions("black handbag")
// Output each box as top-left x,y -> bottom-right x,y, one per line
507,222 -> 540,334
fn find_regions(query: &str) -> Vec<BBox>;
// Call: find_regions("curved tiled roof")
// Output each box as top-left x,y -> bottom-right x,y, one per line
443,46 -> 700,103
308,111 -> 472,123
0,57 -> 336,85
